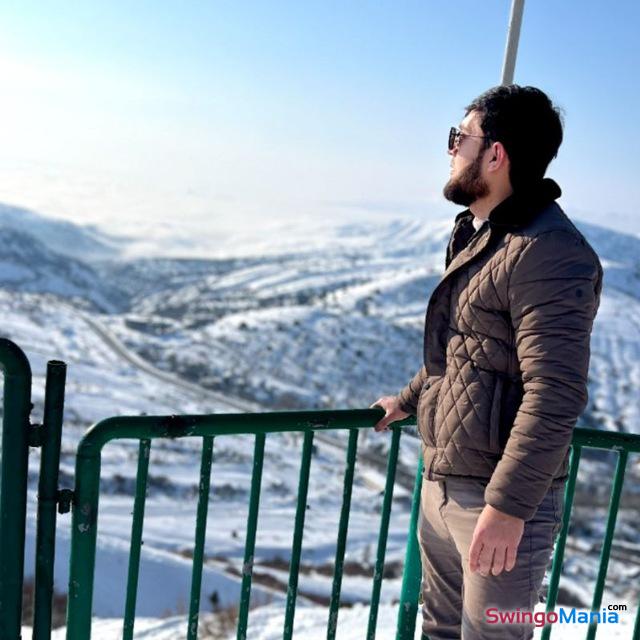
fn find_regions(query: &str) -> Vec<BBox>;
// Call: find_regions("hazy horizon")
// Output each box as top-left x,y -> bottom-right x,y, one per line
0,1 -> 638,256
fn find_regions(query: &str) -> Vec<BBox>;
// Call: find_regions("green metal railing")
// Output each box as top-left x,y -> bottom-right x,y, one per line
65,412 -> 640,640
540,430 -> 640,640
64,410 -> 414,640
396,428 -> 640,640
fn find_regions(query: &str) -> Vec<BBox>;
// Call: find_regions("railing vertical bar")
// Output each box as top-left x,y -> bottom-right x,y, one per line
187,436 -> 215,640
633,592 -> 640,640
66,447 -> 103,639
395,455 -> 424,640
541,445 -> 582,640
236,433 -> 266,640
33,360 -> 67,640
122,439 -> 151,640
327,429 -> 359,640
283,430 -> 315,640
0,339 -> 32,640
367,426 -> 401,640
586,449 -> 628,640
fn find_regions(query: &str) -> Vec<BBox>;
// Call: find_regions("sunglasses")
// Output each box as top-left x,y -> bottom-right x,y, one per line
448,126 -> 490,151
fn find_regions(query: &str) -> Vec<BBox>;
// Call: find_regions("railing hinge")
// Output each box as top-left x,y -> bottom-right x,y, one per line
57,489 -> 75,514
28,422 -> 43,447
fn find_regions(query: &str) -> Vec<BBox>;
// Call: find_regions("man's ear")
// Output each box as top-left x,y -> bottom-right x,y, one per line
487,142 -> 508,171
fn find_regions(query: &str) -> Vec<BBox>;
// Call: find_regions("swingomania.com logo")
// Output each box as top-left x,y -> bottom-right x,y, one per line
485,604 -> 626,627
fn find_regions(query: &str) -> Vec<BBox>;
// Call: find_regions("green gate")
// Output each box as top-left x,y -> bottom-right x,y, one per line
0,339 -> 67,640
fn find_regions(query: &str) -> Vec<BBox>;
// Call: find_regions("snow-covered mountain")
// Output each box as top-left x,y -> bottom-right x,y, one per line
1,202 -> 638,631
87,217 -> 640,437
0,202 -> 123,262
0,226 -> 124,311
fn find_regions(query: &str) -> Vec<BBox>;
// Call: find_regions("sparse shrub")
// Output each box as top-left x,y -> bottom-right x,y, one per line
21,576 -> 68,629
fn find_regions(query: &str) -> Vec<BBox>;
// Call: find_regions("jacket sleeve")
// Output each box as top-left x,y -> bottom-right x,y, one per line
485,231 -> 603,520
397,365 -> 428,415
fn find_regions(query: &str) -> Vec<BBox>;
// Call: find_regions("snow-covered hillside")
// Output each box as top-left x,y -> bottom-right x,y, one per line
0,203 -> 123,262
0,204 -> 638,636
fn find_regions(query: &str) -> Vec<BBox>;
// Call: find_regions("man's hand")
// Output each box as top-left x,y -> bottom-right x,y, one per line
370,395 -> 409,432
469,504 -> 524,576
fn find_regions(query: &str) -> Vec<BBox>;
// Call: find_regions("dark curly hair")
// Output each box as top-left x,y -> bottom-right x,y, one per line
465,85 -> 564,191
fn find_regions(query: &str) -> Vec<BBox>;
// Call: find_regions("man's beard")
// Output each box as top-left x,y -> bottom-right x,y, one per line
443,151 -> 489,207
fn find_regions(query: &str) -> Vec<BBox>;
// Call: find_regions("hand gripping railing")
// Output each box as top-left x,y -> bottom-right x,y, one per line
64,410 -> 413,640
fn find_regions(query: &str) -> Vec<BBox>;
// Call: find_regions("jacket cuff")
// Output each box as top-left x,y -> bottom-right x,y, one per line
484,453 -> 555,521
397,393 -> 417,416
397,366 -> 427,416
484,485 -> 538,521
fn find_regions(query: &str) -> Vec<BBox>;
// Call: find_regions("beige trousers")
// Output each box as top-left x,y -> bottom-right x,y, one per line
418,476 -> 564,640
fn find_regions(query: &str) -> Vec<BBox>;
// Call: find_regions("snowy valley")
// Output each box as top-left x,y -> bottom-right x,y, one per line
0,201 -> 638,637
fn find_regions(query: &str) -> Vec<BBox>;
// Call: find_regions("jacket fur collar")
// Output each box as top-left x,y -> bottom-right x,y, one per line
454,178 -> 562,230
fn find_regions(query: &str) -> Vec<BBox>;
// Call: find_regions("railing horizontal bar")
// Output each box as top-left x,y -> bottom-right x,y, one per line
586,449 -> 628,640
237,433 -> 266,640
76,410 -> 417,455
541,445 -> 582,640
78,413 -> 640,459
122,439 -> 152,640
327,429 -> 359,640
571,428 -> 640,453
283,430 -> 315,640
367,427 -> 402,640
187,436 -> 214,640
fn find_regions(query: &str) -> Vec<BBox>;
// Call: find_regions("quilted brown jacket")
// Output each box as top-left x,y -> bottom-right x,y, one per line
398,179 -> 603,520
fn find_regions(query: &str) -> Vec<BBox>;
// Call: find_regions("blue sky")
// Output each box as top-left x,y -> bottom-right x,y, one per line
0,1 -> 638,248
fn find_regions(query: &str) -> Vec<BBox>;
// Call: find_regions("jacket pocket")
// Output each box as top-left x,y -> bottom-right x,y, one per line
489,374 -> 504,453
498,375 -> 525,450
417,377 -> 442,448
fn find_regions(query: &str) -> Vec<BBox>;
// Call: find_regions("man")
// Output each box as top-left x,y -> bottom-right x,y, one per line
372,85 -> 603,639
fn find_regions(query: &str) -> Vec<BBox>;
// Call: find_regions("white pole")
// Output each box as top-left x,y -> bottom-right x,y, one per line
501,0 -> 526,85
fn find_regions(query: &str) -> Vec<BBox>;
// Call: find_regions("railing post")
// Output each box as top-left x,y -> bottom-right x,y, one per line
367,427 -> 401,640
65,443 -> 104,639
33,360 -> 67,640
327,428 -> 359,639
586,449 -> 628,640
283,430 -> 315,640
542,445 -> 582,640
123,439 -> 152,640
187,436 -> 214,640
396,455 -> 424,640
237,433 -> 266,640
0,338 -> 33,640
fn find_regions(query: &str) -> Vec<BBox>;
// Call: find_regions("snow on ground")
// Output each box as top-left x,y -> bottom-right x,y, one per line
22,602 -> 637,639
